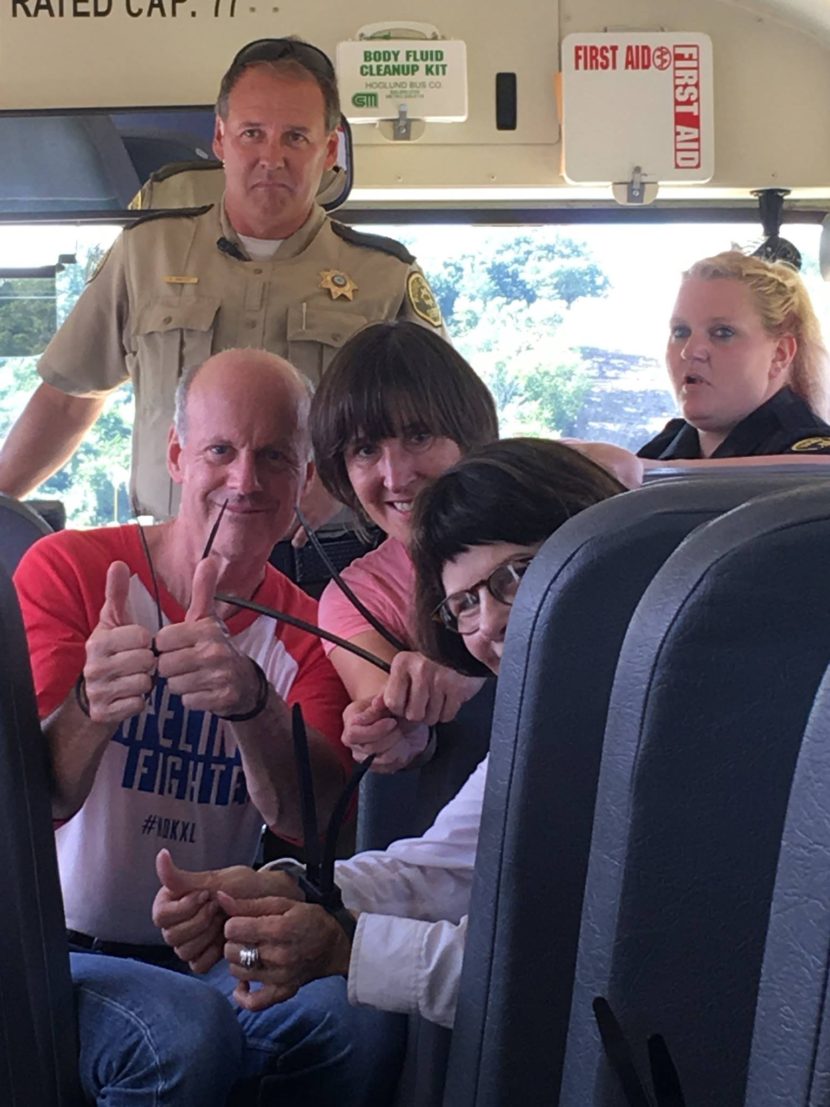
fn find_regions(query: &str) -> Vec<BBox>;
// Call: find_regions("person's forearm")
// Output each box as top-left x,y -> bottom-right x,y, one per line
233,692 -> 346,841
44,693 -> 116,819
329,630 -> 398,701
0,382 -> 106,497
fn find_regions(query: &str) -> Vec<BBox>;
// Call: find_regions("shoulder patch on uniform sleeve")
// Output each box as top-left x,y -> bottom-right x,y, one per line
86,244 -> 114,284
407,271 -> 443,328
789,436 -> 830,452
330,221 -> 415,264
125,204 -> 214,231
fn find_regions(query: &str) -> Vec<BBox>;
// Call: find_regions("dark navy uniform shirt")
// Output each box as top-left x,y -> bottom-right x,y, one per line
637,387 -> 830,460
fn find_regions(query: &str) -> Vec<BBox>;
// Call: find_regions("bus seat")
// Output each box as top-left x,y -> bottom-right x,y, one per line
132,161 -> 350,214
562,478 -> 830,1107
24,500 -> 66,534
0,115 -> 141,213
0,493 -> 53,576
743,655 -> 830,1106
444,471 -> 824,1107
131,116 -> 353,213
0,561 -> 82,1105
356,682 -> 495,1107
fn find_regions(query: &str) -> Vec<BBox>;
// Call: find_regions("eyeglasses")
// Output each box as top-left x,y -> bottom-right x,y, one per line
434,557 -> 535,635
230,38 -> 336,80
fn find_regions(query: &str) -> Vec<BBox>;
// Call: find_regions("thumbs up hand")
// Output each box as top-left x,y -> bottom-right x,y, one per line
152,848 -> 281,972
98,560 -> 131,629
83,561 -> 156,725
155,556 -> 264,719
185,556 -> 220,624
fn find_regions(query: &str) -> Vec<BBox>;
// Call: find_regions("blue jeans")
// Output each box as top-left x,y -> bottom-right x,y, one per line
201,961 -> 407,1106
73,952 -> 406,1106
72,952 -> 243,1106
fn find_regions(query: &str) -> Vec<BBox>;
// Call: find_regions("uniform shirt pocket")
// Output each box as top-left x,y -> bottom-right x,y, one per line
131,295 -> 221,407
286,305 -> 369,385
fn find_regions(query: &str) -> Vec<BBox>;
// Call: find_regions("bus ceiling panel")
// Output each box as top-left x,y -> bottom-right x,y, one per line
719,0 -> 830,42
0,0 -> 829,197
348,0 -> 830,194
0,0 -> 561,142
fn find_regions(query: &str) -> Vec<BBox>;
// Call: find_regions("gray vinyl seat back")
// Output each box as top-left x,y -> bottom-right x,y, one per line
0,562 -> 82,1104
443,472 -> 820,1107
562,478 -> 830,1107
0,495 -> 53,577
0,115 -> 141,212
358,681 -> 495,1107
744,659 -> 830,1107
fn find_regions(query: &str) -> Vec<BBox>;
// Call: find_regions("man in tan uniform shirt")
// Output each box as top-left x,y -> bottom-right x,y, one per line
0,39 -> 444,521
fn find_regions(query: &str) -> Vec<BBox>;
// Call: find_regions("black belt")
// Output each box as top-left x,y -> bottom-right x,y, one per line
67,929 -> 179,966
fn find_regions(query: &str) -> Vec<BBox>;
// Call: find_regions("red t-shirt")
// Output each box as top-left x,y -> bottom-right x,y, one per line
14,525 -> 349,943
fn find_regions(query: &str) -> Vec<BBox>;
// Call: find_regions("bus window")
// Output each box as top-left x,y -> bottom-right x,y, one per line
0,218 -> 824,526
365,220 -> 825,448
0,224 -> 126,526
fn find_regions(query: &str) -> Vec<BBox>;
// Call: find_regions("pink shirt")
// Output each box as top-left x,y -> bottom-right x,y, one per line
318,537 -> 415,652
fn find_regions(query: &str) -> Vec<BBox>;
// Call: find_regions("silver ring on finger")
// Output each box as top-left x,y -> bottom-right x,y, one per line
238,944 -> 261,970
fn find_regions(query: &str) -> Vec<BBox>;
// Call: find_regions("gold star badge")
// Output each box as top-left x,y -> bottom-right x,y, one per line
320,269 -> 358,301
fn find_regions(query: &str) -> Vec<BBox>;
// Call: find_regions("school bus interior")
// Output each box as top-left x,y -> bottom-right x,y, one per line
4,0 -> 830,1104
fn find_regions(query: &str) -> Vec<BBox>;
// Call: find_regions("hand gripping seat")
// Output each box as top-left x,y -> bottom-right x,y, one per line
357,679 -> 496,854
0,562 -> 82,1105
744,658 -> 830,1106
561,479 -> 830,1107
442,472 -> 826,1107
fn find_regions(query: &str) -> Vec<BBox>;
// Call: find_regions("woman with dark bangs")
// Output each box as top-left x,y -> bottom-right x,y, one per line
310,320 -> 499,770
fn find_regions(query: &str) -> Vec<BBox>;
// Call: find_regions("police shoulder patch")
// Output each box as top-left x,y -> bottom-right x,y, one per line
789,436 -> 830,452
86,245 -> 114,285
407,271 -> 443,328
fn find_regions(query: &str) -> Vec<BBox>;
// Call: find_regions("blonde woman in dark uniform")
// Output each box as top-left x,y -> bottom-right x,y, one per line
569,250 -> 830,482
638,249 -> 830,460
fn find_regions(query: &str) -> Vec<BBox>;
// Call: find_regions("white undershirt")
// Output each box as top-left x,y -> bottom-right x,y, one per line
238,234 -> 283,260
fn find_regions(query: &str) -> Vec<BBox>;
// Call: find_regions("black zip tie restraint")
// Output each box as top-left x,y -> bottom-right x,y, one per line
291,703 -> 374,939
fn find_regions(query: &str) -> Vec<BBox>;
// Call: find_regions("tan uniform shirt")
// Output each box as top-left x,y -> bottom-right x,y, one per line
38,202 -> 445,518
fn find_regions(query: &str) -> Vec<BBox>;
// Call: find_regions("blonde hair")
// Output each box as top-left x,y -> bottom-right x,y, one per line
683,250 -> 830,419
